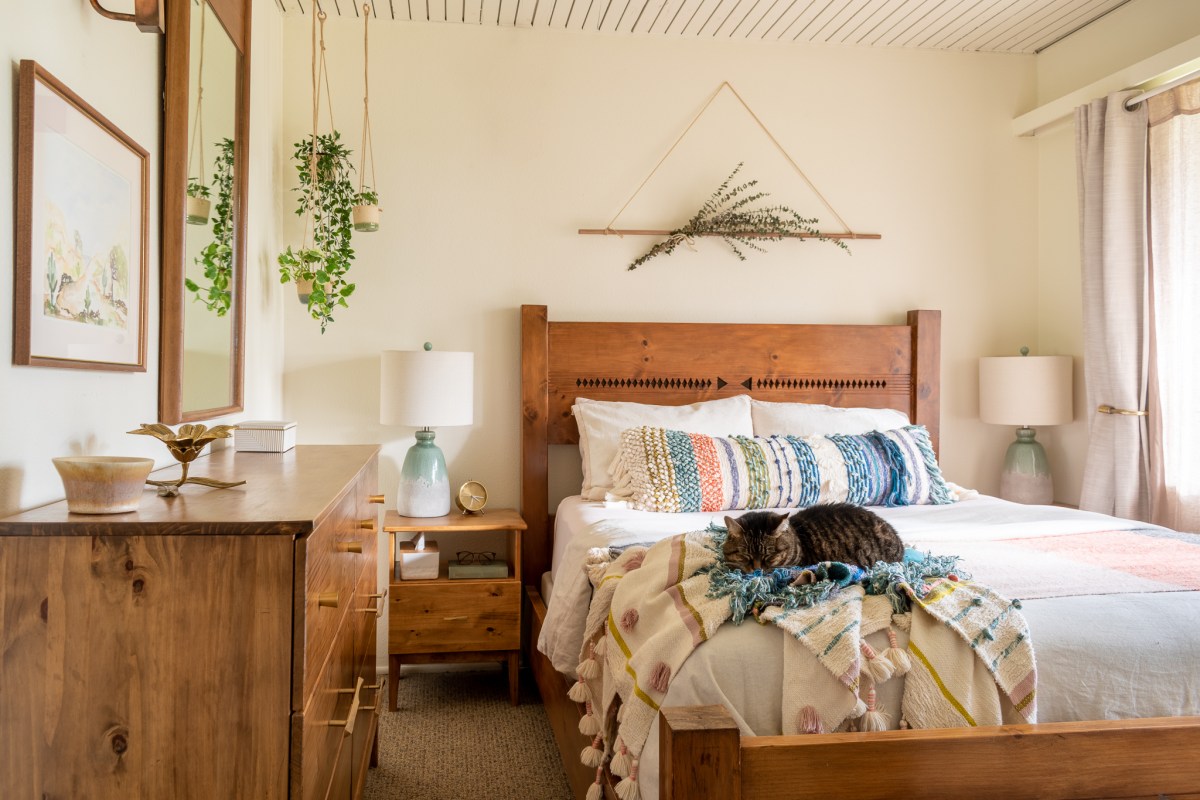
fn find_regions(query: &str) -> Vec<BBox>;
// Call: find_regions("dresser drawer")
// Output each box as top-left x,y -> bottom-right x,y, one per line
292,617 -> 357,800
302,485 -> 382,704
389,580 -> 520,653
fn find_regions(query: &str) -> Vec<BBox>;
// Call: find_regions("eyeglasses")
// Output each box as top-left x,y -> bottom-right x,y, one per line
456,550 -> 496,564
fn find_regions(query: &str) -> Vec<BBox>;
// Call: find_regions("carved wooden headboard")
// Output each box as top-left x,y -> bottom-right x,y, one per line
519,305 -> 941,588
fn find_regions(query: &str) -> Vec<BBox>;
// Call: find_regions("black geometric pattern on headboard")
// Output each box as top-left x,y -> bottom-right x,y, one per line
573,376 -> 891,391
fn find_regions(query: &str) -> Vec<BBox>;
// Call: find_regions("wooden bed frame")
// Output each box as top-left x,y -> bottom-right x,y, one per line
518,304 -> 1200,800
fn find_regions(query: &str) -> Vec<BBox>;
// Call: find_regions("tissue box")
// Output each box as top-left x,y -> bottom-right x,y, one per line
397,540 -> 439,580
235,420 -> 297,453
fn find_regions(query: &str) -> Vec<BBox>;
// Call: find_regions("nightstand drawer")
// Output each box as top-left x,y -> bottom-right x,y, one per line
389,580 -> 520,653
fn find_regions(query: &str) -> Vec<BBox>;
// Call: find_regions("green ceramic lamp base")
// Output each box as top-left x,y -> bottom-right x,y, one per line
395,429 -> 450,517
998,426 -> 1054,505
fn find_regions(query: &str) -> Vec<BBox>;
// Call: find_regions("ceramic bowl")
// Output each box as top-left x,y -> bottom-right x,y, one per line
52,456 -> 155,514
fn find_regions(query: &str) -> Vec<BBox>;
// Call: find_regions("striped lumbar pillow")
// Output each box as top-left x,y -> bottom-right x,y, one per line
608,425 -> 952,513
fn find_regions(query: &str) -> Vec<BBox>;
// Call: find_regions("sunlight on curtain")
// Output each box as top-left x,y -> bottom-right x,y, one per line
1075,92 -> 1150,521
1148,81 -> 1200,532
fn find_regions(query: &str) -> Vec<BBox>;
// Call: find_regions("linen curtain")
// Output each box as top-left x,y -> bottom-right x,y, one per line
1147,81 -> 1200,532
1075,92 -> 1151,521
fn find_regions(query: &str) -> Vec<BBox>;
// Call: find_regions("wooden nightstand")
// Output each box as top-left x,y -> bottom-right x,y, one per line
384,508 -> 526,709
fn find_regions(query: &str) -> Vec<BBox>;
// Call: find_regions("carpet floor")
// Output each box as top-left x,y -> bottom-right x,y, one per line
362,668 -> 573,800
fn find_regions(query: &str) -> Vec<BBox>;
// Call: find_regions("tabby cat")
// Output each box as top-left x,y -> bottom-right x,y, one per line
723,503 -> 904,571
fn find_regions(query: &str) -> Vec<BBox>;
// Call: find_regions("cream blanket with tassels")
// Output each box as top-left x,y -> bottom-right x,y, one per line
569,530 -> 1037,800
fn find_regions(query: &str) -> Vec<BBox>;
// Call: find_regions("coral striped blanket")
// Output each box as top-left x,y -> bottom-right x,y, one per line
570,530 -> 1036,800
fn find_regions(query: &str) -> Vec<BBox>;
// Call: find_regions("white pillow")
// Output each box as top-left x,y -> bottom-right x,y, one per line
750,399 -> 909,437
572,395 -> 753,501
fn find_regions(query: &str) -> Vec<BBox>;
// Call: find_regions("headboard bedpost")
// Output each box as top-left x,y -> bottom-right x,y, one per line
908,309 -> 941,456
521,305 -> 550,590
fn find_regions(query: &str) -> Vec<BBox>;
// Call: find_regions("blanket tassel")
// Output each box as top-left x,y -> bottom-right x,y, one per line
797,705 -> 825,734
883,627 -> 911,675
860,688 -> 891,732
578,701 -> 601,736
610,738 -> 631,777
861,641 -> 894,683
586,767 -> 604,800
580,734 -> 605,768
614,759 -> 640,800
567,678 -> 592,704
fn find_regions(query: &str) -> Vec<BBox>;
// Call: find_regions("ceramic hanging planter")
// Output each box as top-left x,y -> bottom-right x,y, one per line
186,192 -> 211,226
296,277 -> 314,305
352,202 -> 381,232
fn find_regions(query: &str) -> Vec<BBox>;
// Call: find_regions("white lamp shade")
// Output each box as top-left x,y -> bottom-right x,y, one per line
979,355 -> 1073,427
380,350 -> 474,427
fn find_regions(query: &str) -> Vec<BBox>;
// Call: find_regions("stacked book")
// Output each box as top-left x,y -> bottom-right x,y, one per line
448,558 -> 507,579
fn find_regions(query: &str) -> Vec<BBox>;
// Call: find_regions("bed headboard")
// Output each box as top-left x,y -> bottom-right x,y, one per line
519,305 -> 941,589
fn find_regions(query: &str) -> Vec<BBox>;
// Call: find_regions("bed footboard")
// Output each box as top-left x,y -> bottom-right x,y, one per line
660,706 -> 1200,800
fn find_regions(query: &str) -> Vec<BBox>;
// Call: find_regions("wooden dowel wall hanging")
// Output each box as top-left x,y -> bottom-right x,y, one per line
581,81 -> 881,270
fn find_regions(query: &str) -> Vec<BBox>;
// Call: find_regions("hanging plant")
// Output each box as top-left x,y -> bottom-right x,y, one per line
352,4 -> 381,233
277,131 -> 358,333
185,137 -> 235,316
627,163 -> 850,271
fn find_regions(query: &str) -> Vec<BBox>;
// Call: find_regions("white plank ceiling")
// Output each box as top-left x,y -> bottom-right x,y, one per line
276,0 -> 1132,54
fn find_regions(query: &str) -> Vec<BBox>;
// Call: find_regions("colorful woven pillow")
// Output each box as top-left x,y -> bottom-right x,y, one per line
608,425 -> 952,513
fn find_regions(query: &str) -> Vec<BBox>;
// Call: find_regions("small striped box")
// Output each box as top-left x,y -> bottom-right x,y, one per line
234,421 -> 297,453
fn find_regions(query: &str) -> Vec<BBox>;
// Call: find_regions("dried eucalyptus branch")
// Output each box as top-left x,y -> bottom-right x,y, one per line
627,163 -> 850,271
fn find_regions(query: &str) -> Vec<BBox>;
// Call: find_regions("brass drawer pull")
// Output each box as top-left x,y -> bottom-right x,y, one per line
318,592 -> 339,609
359,519 -> 376,532
329,677 -> 363,735
368,494 -> 385,504
443,615 -> 468,622
338,541 -> 363,554
358,589 -> 388,618
360,676 -> 386,712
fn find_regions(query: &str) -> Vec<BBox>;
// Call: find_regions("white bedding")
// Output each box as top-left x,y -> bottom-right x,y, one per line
538,494 -> 1200,800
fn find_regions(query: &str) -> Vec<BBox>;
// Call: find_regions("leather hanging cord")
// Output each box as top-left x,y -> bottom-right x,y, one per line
605,81 -> 853,235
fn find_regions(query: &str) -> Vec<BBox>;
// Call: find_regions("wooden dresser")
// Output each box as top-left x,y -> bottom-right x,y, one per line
0,445 -> 382,800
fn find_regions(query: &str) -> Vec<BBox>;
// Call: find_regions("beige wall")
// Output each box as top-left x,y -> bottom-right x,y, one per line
280,20 -> 1040,511
0,0 -> 286,517
1033,0 -> 1200,506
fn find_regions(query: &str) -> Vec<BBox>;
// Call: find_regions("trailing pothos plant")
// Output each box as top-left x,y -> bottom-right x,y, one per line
184,137 -> 235,316
627,162 -> 849,271
278,131 -> 374,333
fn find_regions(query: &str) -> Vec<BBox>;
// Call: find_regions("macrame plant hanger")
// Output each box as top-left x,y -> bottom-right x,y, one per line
352,3 -> 381,232
579,81 -> 881,242
185,5 -> 209,225
301,2 -> 338,253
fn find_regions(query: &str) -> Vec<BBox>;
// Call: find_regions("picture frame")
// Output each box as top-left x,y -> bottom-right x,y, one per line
14,60 -> 149,372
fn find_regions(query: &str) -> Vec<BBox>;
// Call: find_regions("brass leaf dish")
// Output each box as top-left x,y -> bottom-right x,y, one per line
127,423 -> 246,495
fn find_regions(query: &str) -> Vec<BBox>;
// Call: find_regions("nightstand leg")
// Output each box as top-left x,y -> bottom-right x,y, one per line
507,650 -> 519,706
388,655 -> 400,712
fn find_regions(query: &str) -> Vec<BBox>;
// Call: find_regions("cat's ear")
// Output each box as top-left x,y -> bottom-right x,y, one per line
771,515 -> 791,537
724,516 -> 742,537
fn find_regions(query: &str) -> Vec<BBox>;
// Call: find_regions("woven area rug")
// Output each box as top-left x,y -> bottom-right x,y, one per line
362,668 -> 572,800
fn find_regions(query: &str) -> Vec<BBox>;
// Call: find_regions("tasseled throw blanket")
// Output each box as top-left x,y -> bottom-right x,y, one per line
570,529 -> 1037,800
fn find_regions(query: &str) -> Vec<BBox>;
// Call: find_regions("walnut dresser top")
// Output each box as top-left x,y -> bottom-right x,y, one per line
0,444 -> 380,536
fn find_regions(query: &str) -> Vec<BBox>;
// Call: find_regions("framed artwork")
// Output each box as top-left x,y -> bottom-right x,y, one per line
14,60 -> 149,371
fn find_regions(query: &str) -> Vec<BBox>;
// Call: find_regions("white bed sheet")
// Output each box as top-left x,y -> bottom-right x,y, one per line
539,495 -> 1200,800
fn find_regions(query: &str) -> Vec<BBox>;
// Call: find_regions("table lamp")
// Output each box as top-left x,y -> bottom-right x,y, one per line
380,344 -> 474,517
979,348 -> 1073,505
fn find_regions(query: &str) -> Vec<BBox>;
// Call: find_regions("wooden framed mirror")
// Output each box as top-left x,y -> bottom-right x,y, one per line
160,0 -> 249,423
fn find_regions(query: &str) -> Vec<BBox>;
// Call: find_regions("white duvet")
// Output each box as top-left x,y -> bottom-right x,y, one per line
538,494 -> 1200,800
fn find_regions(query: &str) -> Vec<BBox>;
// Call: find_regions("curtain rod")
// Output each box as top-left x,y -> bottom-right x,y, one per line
1124,66 -> 1200,109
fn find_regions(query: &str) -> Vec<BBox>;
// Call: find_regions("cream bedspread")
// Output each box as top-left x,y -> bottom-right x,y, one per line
537,495 -> 1200,800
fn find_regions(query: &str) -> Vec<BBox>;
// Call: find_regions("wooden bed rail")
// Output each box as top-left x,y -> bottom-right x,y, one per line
660,705 -> 1200,800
